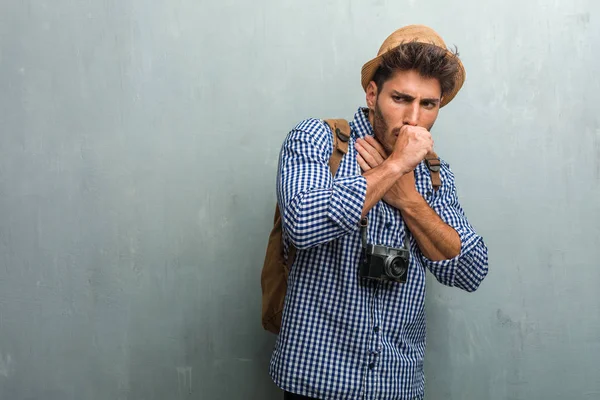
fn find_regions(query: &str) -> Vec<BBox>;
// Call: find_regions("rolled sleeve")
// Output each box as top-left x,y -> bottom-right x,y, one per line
420,163 -> 489,292
328,176 -> 368,232
277,119 -> 367,250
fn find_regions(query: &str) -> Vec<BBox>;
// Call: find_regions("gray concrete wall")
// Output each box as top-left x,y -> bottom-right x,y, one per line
0,0 -> 598,399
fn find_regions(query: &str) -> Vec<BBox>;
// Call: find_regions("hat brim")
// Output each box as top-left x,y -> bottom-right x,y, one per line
360,50 -> 466,108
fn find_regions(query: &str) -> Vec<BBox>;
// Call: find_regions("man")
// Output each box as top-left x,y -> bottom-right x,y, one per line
270,25 -> 489,400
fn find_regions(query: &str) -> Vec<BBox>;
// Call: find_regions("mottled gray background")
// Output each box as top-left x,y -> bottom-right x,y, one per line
0,0 -> 599,399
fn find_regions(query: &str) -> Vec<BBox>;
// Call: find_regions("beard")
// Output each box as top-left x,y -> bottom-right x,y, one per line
372,103 -> 401,155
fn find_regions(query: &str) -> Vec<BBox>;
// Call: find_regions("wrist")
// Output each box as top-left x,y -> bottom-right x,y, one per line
385,156 -> 409,176
398,191 -> 425,213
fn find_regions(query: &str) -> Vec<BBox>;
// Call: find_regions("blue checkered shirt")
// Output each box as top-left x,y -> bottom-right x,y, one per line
269,108 -> 489,400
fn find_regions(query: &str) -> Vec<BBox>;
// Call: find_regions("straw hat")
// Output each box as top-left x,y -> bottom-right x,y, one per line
360,25 -> 466,107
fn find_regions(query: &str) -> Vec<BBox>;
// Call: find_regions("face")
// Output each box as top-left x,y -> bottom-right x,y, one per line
366,69 -> 442,154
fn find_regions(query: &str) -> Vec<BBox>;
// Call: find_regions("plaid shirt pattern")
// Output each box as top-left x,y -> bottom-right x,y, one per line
269,108 -> 489,400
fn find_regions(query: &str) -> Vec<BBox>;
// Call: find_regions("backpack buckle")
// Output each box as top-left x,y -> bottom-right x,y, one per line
425,158 -> 440,172
335,128 -> 350,143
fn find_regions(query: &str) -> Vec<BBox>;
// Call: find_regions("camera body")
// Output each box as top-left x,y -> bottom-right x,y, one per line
360,243 -> 409,283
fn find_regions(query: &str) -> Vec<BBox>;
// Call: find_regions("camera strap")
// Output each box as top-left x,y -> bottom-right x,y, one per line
360,217 -> 368,248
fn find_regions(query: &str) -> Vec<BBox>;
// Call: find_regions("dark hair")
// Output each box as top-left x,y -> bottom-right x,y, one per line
372,41 -> 460,96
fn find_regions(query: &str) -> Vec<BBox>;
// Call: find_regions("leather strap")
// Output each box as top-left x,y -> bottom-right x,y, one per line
425,151 -> 441,191
324,119 -> 350,176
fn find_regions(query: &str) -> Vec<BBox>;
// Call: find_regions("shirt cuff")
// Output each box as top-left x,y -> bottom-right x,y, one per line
327,175 -> 367,233
420,225 -> 484,290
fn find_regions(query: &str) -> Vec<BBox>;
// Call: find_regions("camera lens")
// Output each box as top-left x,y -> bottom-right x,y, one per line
384,256 -> 407,279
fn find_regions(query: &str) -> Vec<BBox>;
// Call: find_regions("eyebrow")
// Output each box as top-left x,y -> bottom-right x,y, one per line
391,91 -> 440,104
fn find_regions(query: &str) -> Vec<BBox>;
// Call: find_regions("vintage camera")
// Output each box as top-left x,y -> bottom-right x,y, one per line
359,218 -> 410,283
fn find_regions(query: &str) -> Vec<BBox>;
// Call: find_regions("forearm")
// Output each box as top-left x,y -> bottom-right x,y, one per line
361,159 -> 405,217
398,196 -> 461,261
374,159 -> 489,292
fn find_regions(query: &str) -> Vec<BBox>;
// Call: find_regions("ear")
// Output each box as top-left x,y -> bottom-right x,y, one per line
366,81 -> 378,110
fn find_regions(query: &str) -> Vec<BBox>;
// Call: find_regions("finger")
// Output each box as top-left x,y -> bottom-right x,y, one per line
364,136 -> 388,159
420,141 -> 433,158
355,141 -> 380,168
427,138 -> 434,153
356,154 -> 371,172
418,129 -> 432,142
399,124 -> 411,136
416,132 -> 433,152
357,138 -> 385,165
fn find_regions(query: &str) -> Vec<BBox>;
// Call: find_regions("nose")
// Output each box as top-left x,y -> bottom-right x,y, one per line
403,102 -> 420,126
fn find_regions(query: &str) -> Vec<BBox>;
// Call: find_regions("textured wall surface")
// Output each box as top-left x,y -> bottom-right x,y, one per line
0,0 -> 598,399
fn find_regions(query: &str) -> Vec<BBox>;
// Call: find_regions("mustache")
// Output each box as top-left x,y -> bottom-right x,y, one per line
391,126 -> 403,136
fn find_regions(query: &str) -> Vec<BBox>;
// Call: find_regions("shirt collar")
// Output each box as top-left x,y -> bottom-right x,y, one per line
350,107 -> 374,140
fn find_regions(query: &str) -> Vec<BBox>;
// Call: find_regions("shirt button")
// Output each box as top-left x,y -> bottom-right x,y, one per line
385,222 -> 392,229
426,191 -> 432,197
374,326 -> 379,333
369,362 -> 375,370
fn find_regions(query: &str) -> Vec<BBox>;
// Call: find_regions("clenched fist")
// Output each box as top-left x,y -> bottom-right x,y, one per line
389,125 -> 433,174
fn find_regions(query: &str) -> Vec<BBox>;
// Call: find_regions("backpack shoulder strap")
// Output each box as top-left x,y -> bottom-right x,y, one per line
425,151 -> 441,191
323,119 -> 350,176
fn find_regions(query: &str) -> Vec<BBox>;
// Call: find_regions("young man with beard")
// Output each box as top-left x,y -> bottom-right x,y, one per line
270,25 -> 489,400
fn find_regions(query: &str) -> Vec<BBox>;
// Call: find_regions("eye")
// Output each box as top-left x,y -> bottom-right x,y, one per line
422,101 -> 436,109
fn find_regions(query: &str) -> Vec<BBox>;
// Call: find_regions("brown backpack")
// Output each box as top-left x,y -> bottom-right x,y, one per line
260,119 -> 441,335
